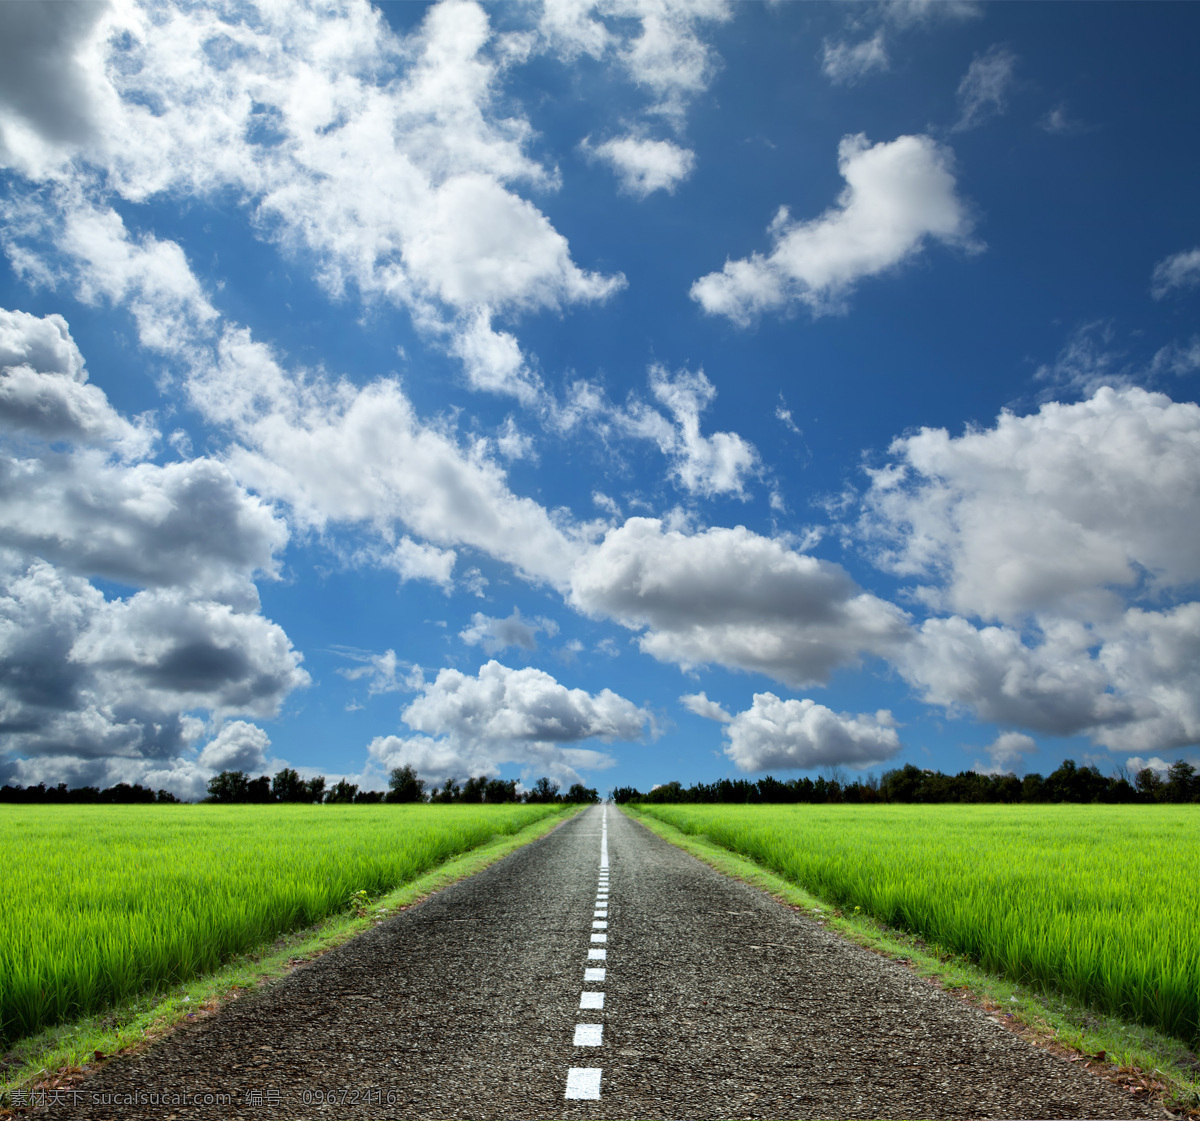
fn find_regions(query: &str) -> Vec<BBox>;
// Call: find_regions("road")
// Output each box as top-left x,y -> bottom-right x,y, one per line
30,805 -> 1157,1119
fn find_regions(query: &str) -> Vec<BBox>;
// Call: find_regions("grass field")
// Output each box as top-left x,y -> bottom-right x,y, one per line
0,803 -> 565,1046
635,803 -> 1200,1047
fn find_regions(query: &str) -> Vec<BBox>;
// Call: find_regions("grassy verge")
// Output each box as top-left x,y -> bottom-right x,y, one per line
623,804 -> 1200,1118
0,805 -> 582,1110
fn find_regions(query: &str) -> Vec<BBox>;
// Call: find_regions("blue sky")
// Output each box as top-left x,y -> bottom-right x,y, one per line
1,0 -> 1198,798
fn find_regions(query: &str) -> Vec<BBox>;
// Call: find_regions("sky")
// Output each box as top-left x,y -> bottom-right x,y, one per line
1,0 -> 1198,800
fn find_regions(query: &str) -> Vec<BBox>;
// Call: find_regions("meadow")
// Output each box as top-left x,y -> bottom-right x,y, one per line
0,802 -> 564,1045
635,803 -> 1200,1046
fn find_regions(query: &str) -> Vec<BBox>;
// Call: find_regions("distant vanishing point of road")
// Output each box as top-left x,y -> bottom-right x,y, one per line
35,805 -> 1156,1120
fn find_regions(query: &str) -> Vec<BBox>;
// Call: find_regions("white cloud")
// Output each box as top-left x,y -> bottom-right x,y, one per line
882,1 -> 981,27
821,32 -> 888,85
584,134 -> 696,197
691,133 -> 975,323
0,1 -> 115,176
0,0 -> 625,402
460,607 -> 559,654
197,721 -> 272,774
0,307 -> 151,457
973,730 -> 1036,775
367,659 -> 651,785
1033,320 -> 1134,396
1126,755 -> 1171,776
722,692 -> 900,772
860,386 -> 1200,621
609,0 -> 732,121
569,517 -> 910,687
0,309 -> 306,794
680,690 -> 731,722
376,538 -> 458,589
222,369 -> 586,589
1151,248 -> 1200,300
338,648 -> 422,697
1150,337 -> 1200,379
898,606 -> 1200,754
0,554 -> 308,785
615,365 -> 759,498
953,45 -> 1016,132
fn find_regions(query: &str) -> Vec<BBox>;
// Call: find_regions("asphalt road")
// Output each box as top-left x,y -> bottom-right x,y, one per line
29,805 -> 1159,1119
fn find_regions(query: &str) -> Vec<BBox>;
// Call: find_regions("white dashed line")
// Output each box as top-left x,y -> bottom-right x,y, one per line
565,1067 -> 602,1100
565,806 -> 612,1101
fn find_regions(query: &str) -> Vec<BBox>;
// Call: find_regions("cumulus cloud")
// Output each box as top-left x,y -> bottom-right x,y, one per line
0,1 -> 114,175
973,730 -> 1036,775
0,0 -> 624,402
691,133 -> 975,323
0,555 -> 308,788
953,45 -> 1016,131
197,721 -> 272,774
861,386 -> 1200,754
1151,248 -> 1200,300
614,365 -> 759,498
860,386 -> 1200,621
1126,755 -> 1171,777
584,134 -> 695,197
367,659 -> 651,785
679,690 -> 731,723
821,32 -> 888,85
898,606 -> 1200,753
460,607 -> 559,654
722,692 -> 900,772
0,309 -> 306,795
0,307 -> 150,456
570,517 -> 910,687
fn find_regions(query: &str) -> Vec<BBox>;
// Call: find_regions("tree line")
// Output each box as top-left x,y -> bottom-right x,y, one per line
612,758 -> 1200,805
0,765 -> 600,805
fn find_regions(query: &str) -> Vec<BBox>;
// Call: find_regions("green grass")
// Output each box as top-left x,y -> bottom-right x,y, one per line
633,803 -> 1200,1048
0,803 -> 566,1046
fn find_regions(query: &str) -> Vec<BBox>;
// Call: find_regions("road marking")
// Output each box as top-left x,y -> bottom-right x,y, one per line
565,1067 -> 601,1100
574,1024 -> 603,1046
564,807 -> 611,1103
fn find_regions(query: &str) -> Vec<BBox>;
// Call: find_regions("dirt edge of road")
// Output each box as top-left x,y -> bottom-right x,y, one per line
622,804 -> 1200,1121
0,804 -> 586,1113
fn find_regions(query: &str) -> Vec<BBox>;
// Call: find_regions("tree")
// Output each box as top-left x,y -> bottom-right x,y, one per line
429,777 -> 461,804
526,776 -> 560,804
305,776 -> 327,803
386,765 -> 426,803
1135,767 -> 1164,801
206,770 -> 250,803
272,767 -> 308,803
565,783 -> 599,803
1164,761 -> 1197,803
246,775 -> 273,803
484,778 -> 518,803
460,776 -> 487,804
325,779 -> 358,804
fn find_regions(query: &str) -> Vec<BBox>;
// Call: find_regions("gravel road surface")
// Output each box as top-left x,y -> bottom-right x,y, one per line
29,805 -> 1160,1119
